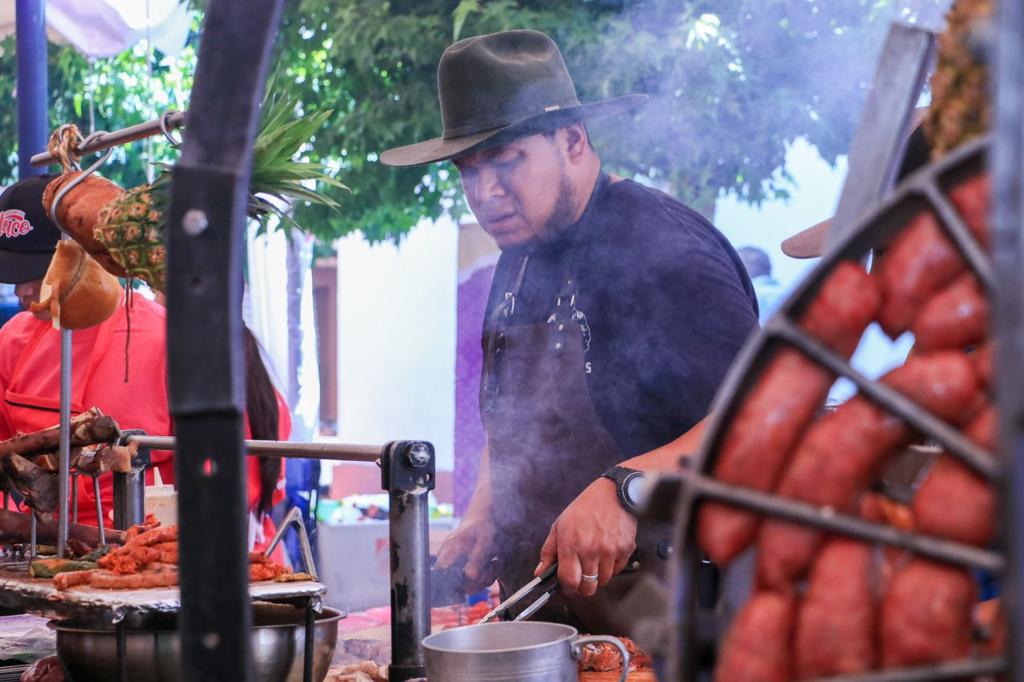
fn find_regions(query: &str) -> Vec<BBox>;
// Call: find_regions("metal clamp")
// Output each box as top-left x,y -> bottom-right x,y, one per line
264,505 -> 318,581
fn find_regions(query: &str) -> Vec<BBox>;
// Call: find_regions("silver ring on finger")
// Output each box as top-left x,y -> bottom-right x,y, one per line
581,573 -> 599,583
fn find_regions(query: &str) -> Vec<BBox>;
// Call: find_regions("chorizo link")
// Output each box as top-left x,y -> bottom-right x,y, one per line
910,273 -> 988,352
794,539 -> 875,678
913,404 -> 996,546
757,351 -> 980,585
714,590 -> 796,682
699,262 -> 880,565
881,559 -> 975,666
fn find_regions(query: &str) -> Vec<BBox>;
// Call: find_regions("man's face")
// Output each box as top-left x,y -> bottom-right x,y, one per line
454,132 -> 577,250
14,278 -> 50,321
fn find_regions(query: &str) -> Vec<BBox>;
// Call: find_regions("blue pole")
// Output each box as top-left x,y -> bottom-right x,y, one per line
16,0 -> 47,179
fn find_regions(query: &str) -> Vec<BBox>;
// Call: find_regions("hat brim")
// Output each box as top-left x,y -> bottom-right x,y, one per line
781,219 -> 830,259
0,249 -> 53,284
380,94 -> 648,167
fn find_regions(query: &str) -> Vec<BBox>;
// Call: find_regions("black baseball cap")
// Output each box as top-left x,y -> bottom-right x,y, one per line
0,174 -> 60,284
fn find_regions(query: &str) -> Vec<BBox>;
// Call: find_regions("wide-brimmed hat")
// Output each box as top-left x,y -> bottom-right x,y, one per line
0,175 -> 61,284
380,29 -> 647,167
782,112 -> 932,259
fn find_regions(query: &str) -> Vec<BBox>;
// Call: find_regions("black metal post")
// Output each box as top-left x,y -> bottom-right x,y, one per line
993,0 -> 1024,676
15,0 -> 47,179
113,430 -> 150,530
166,1 -> 284,680
382,440 -> 435,682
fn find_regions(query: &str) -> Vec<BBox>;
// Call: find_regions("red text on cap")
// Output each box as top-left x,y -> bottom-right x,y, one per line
0,210 -> 32,238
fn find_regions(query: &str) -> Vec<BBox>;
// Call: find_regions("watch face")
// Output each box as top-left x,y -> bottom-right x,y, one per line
624,472 -> 648,508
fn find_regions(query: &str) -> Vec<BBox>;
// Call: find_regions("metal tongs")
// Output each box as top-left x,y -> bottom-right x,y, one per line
480,562 -> 560,623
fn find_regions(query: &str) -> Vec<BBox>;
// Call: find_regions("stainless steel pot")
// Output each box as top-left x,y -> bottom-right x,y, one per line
422,621 -> 629,682
53,606 -> 342,682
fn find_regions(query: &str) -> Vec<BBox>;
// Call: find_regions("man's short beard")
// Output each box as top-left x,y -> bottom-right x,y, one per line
509,173 -> 577,254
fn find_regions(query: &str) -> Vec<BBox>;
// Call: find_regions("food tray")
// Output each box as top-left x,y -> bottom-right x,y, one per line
0,567 -> 326,627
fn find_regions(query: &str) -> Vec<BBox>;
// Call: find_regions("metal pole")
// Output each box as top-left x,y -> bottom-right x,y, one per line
382,441 -> 434,682
30,111 -> 186,168
15,0 -> 47,179
167,1 -> 284,680
56,326 -> 70,556
994,0 -> 1024,675
125,434 -> 382,463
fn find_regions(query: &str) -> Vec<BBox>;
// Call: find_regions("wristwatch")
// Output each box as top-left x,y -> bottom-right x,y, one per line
601,465 -> 647,514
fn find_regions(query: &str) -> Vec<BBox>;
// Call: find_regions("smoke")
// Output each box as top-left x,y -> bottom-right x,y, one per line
564,0 -> 955,212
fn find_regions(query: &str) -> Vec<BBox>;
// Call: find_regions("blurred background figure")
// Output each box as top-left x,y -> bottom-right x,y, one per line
737,246 -> 783,324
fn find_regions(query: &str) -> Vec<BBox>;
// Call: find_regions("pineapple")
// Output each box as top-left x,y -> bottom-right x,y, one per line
95,186 -> 167,291
85,84 -> 345,292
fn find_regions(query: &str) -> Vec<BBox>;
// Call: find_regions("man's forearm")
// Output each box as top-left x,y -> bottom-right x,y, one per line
619,417 -> 708,472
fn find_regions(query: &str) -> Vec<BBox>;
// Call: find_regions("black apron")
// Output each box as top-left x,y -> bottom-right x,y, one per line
480,175 -> 669,634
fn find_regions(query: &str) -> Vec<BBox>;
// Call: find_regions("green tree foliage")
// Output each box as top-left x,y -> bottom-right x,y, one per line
0,1 -> 950,244
273,0 -> 950,238
0,25 -> 197,188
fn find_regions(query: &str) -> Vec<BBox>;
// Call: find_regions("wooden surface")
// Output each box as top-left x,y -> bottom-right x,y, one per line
578,672 -> 658,681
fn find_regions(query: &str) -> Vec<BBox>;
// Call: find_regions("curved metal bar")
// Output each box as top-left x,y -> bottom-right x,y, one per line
922,182 -> 997,293
159,110 -> 183,148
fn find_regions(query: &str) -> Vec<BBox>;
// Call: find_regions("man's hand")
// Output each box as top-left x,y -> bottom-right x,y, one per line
535,477 -> 637,598
435,516 -> 499,593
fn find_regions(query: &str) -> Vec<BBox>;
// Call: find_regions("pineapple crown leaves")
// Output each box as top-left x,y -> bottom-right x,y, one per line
149,77 -> 347,234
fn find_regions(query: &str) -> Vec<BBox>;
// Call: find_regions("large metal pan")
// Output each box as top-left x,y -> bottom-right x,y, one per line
53,605 -> 342,682
422,621 -> 629,682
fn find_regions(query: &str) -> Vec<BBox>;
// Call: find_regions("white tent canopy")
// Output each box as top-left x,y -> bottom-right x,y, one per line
0,0 -> 190,57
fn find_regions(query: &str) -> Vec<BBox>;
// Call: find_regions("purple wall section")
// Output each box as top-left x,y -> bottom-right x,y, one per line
453,264 -> 496,516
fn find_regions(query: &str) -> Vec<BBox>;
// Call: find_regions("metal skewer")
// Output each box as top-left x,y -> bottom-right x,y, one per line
30,110 -> 186,168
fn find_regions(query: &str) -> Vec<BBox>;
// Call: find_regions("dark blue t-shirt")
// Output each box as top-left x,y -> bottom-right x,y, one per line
482,174 -> 759,458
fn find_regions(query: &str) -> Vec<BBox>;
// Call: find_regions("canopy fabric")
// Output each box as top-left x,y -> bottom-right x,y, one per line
0,0 -> 190,57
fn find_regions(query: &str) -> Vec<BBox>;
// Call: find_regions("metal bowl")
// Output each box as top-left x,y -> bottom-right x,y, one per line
53,606 -> 342,682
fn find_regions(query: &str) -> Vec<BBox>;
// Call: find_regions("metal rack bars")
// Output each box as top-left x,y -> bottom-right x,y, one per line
660,138 -> 1005,681
993,0 -> 1024,675
165,1 -> 285,680
29,111 -> 186,169
126,434 -> 381,463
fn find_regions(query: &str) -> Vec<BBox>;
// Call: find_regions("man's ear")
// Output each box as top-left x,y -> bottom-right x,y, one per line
561,123 -> 590,162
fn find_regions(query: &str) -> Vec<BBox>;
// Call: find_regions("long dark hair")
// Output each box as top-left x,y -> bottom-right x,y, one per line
244,326 -> 282,514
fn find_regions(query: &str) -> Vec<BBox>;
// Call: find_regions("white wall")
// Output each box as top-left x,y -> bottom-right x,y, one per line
334,217 -> 458,471
714,137 -> 848,296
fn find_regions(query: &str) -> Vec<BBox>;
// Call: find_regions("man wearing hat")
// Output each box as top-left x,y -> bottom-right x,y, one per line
0,175 -> 173,524
383,29 -> 758,628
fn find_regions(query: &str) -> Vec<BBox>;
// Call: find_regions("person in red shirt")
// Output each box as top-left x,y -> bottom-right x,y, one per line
0,176 -> 173,526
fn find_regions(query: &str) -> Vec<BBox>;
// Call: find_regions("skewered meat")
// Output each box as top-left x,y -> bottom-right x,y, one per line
913,404 -> 996,545
794,539 -> 875,678
28,240 -> 121,330
0,509 -> 124,546
41,170 -> 127,277
74,442 -> 135,475
715,590 -> 795,682
881,559 -> 975,666
699,262 -> 880,565
2,454 -> 58,517
758,351 -> 980,585
89,568 -> 180,590
0,407 -> 119,458
910,273 -> 988,351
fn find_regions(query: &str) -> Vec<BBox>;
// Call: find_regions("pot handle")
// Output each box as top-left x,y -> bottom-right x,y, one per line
572,635 -> 631,682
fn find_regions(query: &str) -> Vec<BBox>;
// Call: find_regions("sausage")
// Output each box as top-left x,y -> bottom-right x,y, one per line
913,404 -> 996,546
875,211 -> 965,338
794,539 -> 875,678
699,262 -> 880,565
757,351 -> 981,585
757,397 -> 905,588
975,598 -> 1006,656
881,559 -> 975,666
947,173 -> 991,248
910,273 -> 988,352
715,591 -> 796,682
